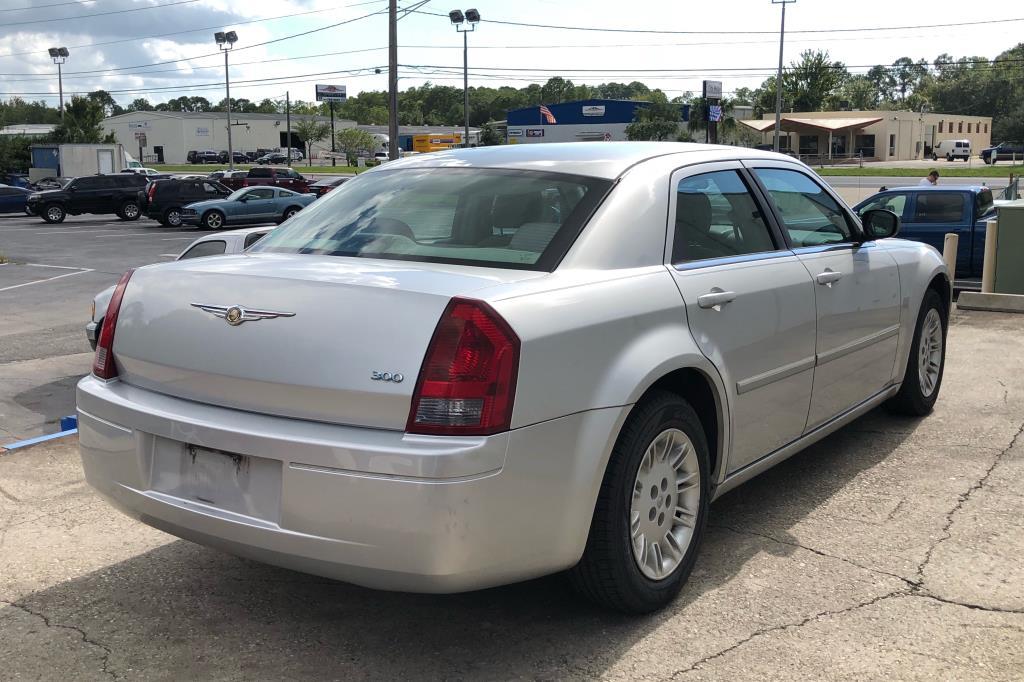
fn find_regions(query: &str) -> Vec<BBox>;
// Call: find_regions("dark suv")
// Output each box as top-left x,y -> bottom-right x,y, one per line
244,166 -> 310,193
192,150 -> 220,164
981,142 -> 1024,164
27,174 -> 148,223
140,178 -> 231,227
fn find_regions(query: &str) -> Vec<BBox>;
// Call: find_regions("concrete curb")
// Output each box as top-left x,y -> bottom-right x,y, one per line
957,292 -> 1024,314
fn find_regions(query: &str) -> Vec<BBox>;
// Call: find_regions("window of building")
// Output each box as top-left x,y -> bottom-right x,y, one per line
967,123 -> 972,134
939,121 -> 944,133
958,121 -> 963,133
855,134 -> 876,157
985,123 -> 989,134
672,170 -> 777,263
889,134 -> 896,156
799,135 -> 819,155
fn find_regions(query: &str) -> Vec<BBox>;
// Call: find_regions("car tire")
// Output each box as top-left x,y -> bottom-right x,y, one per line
42,203 -> 66,223
946,153 -> 953,162
931,154 -> 938,161
885,289 -> 947,416
201,210 -> 225,230
568,390 -> 710,613
162,208 -> 184,228
119,201 -> 141,221
281,206 -> 301,222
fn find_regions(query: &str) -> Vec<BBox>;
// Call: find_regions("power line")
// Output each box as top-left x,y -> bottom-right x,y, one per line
1,0 -> 107,11
4,0 -> 200,27
410,9 -> 1024,36
0,0 -> 386,58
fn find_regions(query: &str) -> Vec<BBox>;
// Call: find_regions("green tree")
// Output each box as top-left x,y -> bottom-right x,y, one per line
688,97 -> 738,143
626,96 -> 684,141
0,135 -> 32,171
87,90 -> 123,116
52,96 -> 112,143
479,122 -> 503,146
334,127 -> 376,165
293,118 -> 332,165
125,98 -> 152,112
784,50 -> 848,112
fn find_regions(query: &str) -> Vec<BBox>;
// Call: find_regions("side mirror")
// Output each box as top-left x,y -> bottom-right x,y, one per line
861,209 -> 900,240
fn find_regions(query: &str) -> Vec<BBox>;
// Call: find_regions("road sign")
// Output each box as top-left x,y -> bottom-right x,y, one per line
134,132 -> 147,147
703,80 -> 723,100
315,84 -> 347,102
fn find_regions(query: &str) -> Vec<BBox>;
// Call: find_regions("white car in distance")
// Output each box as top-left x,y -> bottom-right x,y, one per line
86,227 -> 272,349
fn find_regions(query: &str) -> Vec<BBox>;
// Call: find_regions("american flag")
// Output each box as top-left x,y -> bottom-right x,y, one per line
539,105 -> 557,124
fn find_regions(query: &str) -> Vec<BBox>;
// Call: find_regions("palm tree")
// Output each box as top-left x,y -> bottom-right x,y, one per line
687,97 -> 738,143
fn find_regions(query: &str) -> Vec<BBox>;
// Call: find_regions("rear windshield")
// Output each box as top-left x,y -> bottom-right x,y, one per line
251,168 -> 612,270
977,188 -> 994,217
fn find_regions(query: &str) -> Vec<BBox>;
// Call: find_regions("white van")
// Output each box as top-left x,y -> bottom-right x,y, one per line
932,139 -> 971,161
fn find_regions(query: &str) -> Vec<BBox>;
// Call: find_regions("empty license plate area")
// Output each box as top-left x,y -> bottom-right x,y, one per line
149,438 -> 282,522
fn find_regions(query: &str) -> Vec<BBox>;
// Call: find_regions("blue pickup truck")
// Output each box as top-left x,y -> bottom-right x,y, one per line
853,186 -> 995,278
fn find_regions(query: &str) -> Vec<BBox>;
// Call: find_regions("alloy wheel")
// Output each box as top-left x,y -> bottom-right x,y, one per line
630,428 -> 701,581
918,308 -> 943,398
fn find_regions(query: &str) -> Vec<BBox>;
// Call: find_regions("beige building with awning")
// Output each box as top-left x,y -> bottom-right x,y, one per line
742,110 -> 992,162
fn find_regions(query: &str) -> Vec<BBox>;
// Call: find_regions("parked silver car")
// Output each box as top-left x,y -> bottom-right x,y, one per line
77,143 -> 949,612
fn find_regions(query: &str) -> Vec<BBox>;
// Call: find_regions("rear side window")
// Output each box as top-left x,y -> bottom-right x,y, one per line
247,188 -> 275,200
976,189 -> 994,217
672,170 -> 776,263
251,168 -> 611,270
753,168 -> 854,247
913,193 -> 966,223
73,177 -> 102,190
179,240 -> 226,260
248,168 -> 272,178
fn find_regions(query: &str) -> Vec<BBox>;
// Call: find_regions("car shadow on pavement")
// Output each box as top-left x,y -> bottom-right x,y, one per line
3,409 -> 916,679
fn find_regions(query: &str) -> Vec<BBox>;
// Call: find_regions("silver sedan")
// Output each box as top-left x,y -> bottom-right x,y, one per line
77,143 -> 948,613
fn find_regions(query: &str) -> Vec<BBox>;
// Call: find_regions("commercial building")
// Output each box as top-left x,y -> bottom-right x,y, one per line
505,99 -> 689,144
354,125 -> 481,151
103,111 -> 357,165
741,110 -> 992,162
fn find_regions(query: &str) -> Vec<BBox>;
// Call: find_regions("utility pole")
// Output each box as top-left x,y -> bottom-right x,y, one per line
463,30 -> 469,148
772,0 -> 795,153
388,0 -> 399,160
286,91 -> 292,167
329,102 -> 336,167
225,51 -> 234,170
48,48 -> 69,123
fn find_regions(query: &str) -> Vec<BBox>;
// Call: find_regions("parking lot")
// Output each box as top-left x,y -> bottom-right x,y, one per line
2,206 -> 1023,679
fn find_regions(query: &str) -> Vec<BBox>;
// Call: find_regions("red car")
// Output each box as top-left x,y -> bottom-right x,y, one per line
243,166 -> 310,193
207,170 -> 249,191
308,176 -> 350,198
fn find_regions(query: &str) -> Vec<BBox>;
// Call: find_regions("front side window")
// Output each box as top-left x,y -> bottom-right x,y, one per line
179,240 -> 226,259
252,168 -> 611,270
753,168 -> 854,247
912,193 -> 965,223
672,170 -> 776,263
859,193 -> 908,218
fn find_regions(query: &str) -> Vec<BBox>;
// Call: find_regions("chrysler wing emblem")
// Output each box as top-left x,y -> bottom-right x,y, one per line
191,303 -> 296,326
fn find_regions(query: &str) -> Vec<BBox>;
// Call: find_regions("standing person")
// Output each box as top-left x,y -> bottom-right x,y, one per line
919,169 -> 940,186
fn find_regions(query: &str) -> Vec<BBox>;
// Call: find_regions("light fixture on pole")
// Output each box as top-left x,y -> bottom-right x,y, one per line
214,30 -> 238,170
771,0 -> 795,154
48,47 -> 69,123
449,8 -> 480,149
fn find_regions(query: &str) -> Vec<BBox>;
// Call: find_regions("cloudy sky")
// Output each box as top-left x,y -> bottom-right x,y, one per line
0,0 -> 1020,108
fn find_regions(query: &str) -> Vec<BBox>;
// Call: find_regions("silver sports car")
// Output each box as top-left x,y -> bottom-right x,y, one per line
77,143 -> 948,613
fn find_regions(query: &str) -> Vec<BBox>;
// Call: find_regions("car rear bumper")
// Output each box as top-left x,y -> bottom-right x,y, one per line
77,375 -> 628,592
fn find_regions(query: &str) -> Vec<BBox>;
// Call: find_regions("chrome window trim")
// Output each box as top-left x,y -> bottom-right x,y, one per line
673,249 -> 794,271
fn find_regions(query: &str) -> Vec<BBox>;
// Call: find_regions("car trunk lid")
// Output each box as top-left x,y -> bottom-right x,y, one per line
111,253 -> 542,430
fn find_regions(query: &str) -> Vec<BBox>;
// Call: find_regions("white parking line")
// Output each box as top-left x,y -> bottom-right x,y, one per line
32,229 -> 125,235
159,254 -> 178,258
0,268 -> 94,292
25,263 -> 88,270
95,233 -> 166,238
161,237 -> 193,241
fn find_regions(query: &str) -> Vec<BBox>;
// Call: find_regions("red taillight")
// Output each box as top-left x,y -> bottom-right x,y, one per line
242,179 -> 250,187
92,269 -> 134,380
407,297 -> 520,436
146,183 -> 157,202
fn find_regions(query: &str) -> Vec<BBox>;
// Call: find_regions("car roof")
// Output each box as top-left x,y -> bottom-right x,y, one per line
189,226 -> 273,244
364,142 -> 795,180
877,185 -> 989,192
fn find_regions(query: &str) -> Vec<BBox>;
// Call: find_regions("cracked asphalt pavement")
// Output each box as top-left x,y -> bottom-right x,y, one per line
1,309 -> 1022,680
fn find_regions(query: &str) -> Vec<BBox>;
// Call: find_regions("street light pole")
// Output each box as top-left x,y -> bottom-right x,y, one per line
388,0 -> 399,161
771,0 -> 795,153
450,9 -> 480,149
48,47 -> 69,123
215,31 -> 239,170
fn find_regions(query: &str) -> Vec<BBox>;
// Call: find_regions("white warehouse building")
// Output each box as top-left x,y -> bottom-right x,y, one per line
103,111 -> 357,165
